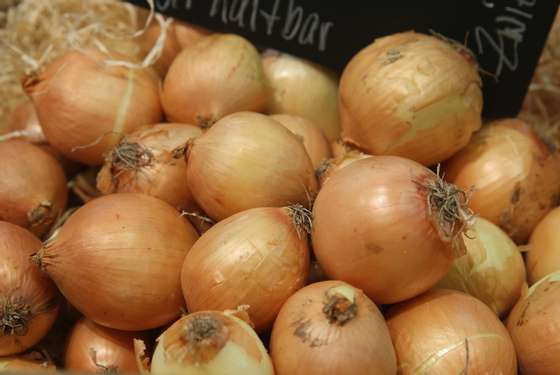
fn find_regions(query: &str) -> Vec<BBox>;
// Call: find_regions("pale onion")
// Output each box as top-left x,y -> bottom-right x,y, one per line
181,206 -> 311,332
97,123 -> 202,211
316,150 -> 371,186
65,317 -> 146,373
312,156 -> 473,304
23,48 -> 162,165
0,222 -> 60,356
0,140 -> 67,238
437,217 -> 526,316
187,112 -> 318,221
0,351 -> 56,372
444,118 -> 560,244
526,207 -> 560,284
387,289 -> 516,374
262,50 -> 340,141
270,280 -> 396,375
269,114 -> 331,169
162,34 -> 267,127
33,193 -> 199,331
507,271 -> 560,375
339,31 -> 482,166
151,310 -> 274,375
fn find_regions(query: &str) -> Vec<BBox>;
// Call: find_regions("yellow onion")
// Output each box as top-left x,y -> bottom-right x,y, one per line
0,140 -> 67,238
151,310 -> 274,375
387,289 -> 516,374
526,207 -> 560,284
187,112 -> 318,221
270,280 -> 397,375
181,206 -> 311,332
437,217 -> 526,316
339,31 -> 482,166
34,193 -> 199,331
97,123 -> 203,211
0,351 -> 56,372
65,317 -> 146,373
262,50 -> 340,141
23,48 -> 162,165
162,34 -> 267,127
507,271 -> 560,375
269,114 -> 331,169
316,150 -> 371,186
444,118 -> 560,244
312,156 -> 472,304
0,222 -> 60,356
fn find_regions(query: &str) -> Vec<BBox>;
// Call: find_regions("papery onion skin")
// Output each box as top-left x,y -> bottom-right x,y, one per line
444,118 -> 560,244
151,311 -> 274,375
23,48 -> 162,165
317,150 -> 371,187
507,271 -> 560,375
270,280 -> 397,375
0,140 -> 67,238
527,207 -> 560,284
312,156 -> 467,304
65,317 -> 145,374
4,99 -> 46,144
97,123 -> 202,211
262,51 -> 340,141
35,193 -> 199,331
339,31 -> 482,166
387,289 -> 517,375
0,352 -> 56,372
162,34 -> 267,127
181,206 -> 310,332
437,217 -> 526,317
187,112 -> 318,221
0,222 -> 60,356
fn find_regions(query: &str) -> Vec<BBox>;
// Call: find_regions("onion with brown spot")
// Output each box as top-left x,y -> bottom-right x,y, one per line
526,207 -> 560,284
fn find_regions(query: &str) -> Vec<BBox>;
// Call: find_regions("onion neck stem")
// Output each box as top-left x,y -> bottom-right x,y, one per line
322,293 -> 358,326
0,298 -> 32,336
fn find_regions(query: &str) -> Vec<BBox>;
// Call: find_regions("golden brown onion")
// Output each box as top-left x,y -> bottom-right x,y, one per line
444,118 -> 560,244
34,193 -> 199,331
526,207 -> 560,284
339,31 -> 482,166
387,289 -> 517,374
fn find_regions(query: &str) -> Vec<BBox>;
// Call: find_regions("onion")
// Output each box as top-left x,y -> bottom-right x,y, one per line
0,222 -> 60,356
151,310 -> 274,375
0,140 -> 67,238
526,207 -> 560,284
436,217 -> 526,316
181,206 -> 311,332
387,289 -> 517,374
0,351 -> 56,372
507,271 -> 560,375
444,118 -> 560,244
270,280 -> 397,375
187,112 -> 318,221
23,48 -> 162,165
4,99 -> 45,144
262,50 -> 340,141
330,138 -> 356,158
65,317 -> 146,373
33,193 -> 199,331
312,156 -> 473,304
339,31 -> 482,166
162,34 -> 267,127
97,123 -> 203,211
316,150 -> 371,186
269,114 -> 331,169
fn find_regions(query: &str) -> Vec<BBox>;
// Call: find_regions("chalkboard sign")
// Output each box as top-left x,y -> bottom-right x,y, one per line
125,0 -> 560,119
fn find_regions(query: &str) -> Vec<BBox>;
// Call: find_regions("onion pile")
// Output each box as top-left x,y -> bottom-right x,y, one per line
437,217 -> 526,316
0,140 -> 67,238
526,207 -> 560,284
186,112 -> 317,221
313,156 -> 472,304
444,118 -> 560,244
339,31 -> 482,166
387,289 -> 517,374
34,193 -> 199,331
0,222 -> 60,356
97,123 -> 203,211
270,280 -> 397,375
162,34 -> 267,127
181,206 -> 310,332
151,310 -> 274,375
262,51 -> 341,141
23,48 -> 162,165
